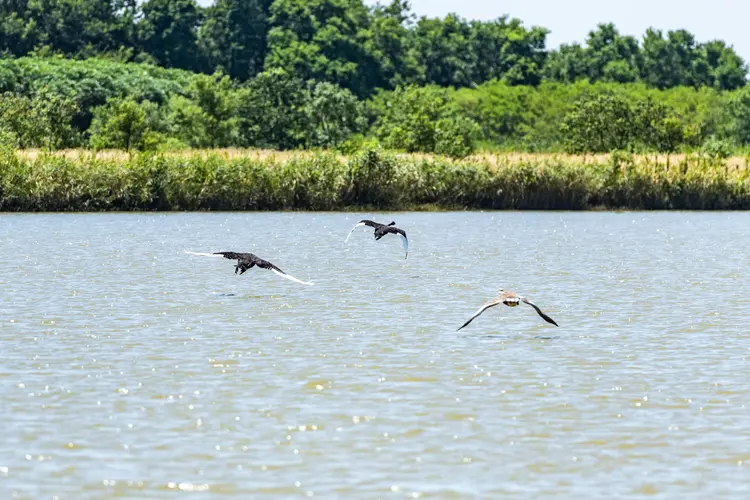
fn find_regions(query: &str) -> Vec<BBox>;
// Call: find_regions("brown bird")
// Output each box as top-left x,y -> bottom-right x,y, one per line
457,289 -> 558,331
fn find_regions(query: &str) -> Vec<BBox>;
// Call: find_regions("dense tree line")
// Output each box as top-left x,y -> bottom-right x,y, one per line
2,56 -> 750,156
0,0 -> 745,97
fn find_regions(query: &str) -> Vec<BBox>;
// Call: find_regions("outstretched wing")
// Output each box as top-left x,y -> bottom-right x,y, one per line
185,250 -> 224,258
184,249 -> 248,260
251,256 -> 285,274
521,298 -> 559,326
345,222 -> 367,243
395,229 -> 408,260
345,220 -> 380,243
254,256 -> 313,286
457,298 -> 502,331
269,268 -> 314,286
214,251 -> 253,261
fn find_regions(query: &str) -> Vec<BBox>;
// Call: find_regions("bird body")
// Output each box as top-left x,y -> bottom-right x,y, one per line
184,250 -> 313,285
345,219 -> 408,259
457,289 -> 558,331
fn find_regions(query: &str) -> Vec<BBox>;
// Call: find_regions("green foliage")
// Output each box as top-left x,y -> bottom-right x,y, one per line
136,0 -> 202,71
0,0 -> 746,95
168,72 -> 239,148
236,69 -> 308,149
0,92 -> 79,149
89,97 -> 166,151
546,25 -> 747,91
434,117 -> 481,158
236,69 -> 364,149
2,150 -> 749,211
726,87 -> 750,145
264,0 -> 379,96
372,85 -> 479,155
199,0 -> 272,79
0,56 -> 193,132
303,81 -> 366,148
700,137 -> 732,159
560,92 -> 690,153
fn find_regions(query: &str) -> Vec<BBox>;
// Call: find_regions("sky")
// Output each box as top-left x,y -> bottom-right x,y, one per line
198,0 -> 750,62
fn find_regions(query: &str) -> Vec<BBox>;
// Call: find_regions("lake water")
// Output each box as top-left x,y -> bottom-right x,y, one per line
1,212 -> 749,498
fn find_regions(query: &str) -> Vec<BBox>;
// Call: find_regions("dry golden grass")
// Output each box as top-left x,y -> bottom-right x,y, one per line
16,148 -> 750,170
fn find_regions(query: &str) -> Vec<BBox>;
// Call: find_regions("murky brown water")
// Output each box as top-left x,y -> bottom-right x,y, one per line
1,212 -> 749,498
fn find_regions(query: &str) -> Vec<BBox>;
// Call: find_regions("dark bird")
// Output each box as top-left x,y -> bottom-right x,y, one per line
457,289 -> 558,331
185,250 -> 313,285
345,220 -> 408,259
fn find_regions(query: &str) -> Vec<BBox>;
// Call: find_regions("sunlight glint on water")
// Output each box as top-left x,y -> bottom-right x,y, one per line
0,212 -> 749,498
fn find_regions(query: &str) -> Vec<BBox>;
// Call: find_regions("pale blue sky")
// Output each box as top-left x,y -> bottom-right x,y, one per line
196,0 -> 749,61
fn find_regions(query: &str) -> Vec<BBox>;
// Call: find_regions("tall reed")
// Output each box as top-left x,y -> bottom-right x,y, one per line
1,148 -> 749,211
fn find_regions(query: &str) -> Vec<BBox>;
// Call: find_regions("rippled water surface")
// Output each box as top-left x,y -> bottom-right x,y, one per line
1,212 -> 749,498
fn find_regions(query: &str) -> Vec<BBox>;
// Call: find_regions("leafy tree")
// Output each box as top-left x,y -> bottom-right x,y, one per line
545,24 -> 640,84
561,93 -> 636,152
169,72 -> 239,147
264,0 -> 379,96
561,92 -> 685,153
468,17 -> 547,85
0,92 -> 37,148
199,0 -> 272,80
412,14 -> 473,87
372,85 -> 479,155
303,81 -> 366,147
697,40 -> 747,91
236,68 -> 308,149
35,93 -> 80,148
726,86 -> 750,145
0,92 -> 78,148
640,28 -> 698,88
543,43 -> 588,83
89,97 -> 165,151
368,0 -> 420,89
631,98 -> 684,152
0,10 -> 40,56
0,0 -> 137,56
585,24 -> 640,83
137,0 -> 202,71
434,116 -> 480,158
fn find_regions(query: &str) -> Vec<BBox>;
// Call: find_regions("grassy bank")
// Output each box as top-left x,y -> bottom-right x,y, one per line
1,149 -> 749,211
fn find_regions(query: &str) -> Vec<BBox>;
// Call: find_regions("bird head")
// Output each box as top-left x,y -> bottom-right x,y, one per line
388,221 -> 396,226
497,288 -> 505,294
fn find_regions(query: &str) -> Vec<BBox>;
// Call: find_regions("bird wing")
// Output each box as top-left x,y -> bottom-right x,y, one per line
269,268 -> 314,286
360,220 -> 380,228
457,298 -> 502,331
252,256 -> 285,274
214,251 -> 253,261
396,230 -> 408,260
254,257 -> 313,286
345,221 -> 374,243
521,298 -> 559,326
185,250 -> 228,258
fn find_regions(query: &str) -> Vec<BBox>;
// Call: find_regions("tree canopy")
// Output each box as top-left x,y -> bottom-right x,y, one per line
0,1 -> 743,95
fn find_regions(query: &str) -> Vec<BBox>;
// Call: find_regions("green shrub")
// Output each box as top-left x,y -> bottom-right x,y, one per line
89,98 -> 167,151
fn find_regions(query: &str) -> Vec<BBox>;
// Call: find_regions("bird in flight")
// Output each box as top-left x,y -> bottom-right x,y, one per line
345,220 -> 408,259
457,289 -> 558,331
185,250 -> 313,285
